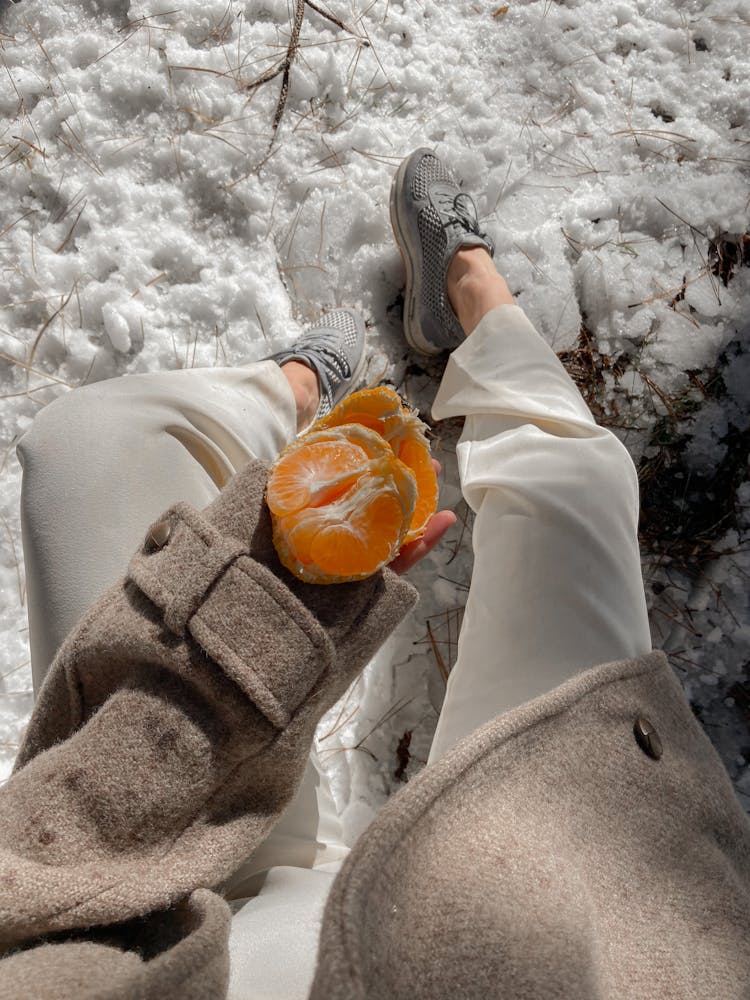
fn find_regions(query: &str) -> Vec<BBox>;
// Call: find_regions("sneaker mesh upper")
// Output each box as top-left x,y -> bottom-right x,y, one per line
310,309 -> 359,349
417,205 -> 460,340
411,152 -> 455,200
273,309 -> 365,420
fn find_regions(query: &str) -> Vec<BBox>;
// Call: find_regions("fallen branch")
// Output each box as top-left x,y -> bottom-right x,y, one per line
245,0 -> 365,144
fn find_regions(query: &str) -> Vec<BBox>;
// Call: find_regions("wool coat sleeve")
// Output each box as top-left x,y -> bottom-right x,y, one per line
0,459 -> 418,1000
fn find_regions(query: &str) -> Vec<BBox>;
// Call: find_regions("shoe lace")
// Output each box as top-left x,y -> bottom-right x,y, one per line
301,337 -> 352,384
435,190 -> 486,240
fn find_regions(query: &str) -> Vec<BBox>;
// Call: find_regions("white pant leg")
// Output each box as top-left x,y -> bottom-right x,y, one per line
427,304 -> 652,765
17,361 -> 295,685
16,361 -> 350,879
226,866 -> 341,1000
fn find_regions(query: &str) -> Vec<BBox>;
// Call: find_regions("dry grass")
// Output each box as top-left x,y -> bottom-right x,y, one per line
557,230 -> 750,575
557,321 -> 625,425
709,232 -> 750,287
318,691 -> 416,763
558,334 -> 747,574
417,606 -> 466,684
639,408 -> 750,569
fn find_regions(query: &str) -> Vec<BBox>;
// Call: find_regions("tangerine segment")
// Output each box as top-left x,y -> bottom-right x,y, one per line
396,435 -> 440,544
267,424 -> 418,584
265,439 -> 364,516
267,424 -> 395,516
315,386 -> 404,441
314,386 -> 438,543
285,488 -> 407,579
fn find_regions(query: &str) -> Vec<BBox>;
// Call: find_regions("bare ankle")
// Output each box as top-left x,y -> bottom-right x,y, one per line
446,247 -> 514,336
447,246 -> 496,287
280,360 -> 321,432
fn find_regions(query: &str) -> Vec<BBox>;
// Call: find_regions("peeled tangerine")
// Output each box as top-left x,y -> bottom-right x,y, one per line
266,386 -> 439,584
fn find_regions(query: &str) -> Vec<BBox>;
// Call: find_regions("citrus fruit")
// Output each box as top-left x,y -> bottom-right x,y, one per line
266,386 -> 439,584
314,387 -> 439,545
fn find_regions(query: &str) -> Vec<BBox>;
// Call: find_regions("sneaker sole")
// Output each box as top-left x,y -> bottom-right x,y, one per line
389,155 -> 445,357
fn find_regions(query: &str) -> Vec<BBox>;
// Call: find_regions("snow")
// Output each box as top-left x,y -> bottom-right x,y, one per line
1,0 -> 749,823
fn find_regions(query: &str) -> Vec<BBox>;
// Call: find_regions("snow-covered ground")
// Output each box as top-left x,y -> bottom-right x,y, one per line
1,0 -> 748,833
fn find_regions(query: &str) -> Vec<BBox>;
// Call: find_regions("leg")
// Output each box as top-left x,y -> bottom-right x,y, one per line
16,354 -> 349,888
18,301 -> 368,689
17,361 -> 297,686
427,249 -> 652,763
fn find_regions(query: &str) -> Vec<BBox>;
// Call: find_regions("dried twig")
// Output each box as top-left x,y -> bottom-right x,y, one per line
0,209 -> 36,241
318,696 -> 414,761
26,284 -> 76,388
426,620 -> 449,683
318,679 -> 360,741
244,0 -> 305,142
0,353 -> 72,388
54,201 -> 86,254
305,0 -> 357,35
245,0 -> 364,143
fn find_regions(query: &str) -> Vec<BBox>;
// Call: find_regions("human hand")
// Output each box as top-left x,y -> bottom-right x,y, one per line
388,461 -> 457,576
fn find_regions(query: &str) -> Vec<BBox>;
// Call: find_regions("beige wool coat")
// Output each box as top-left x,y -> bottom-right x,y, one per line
1,459 -> 749,999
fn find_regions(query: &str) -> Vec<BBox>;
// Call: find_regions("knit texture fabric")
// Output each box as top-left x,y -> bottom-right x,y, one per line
309,651 -> 750,999
0,459 -> 418,997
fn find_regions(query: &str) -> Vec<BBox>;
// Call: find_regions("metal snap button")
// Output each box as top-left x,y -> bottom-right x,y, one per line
633,717 -> 663,760
146,519 -> 172,551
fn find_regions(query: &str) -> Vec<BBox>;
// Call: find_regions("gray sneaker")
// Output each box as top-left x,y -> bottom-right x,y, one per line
390,148 -> 495,355
268,308 -> 367,421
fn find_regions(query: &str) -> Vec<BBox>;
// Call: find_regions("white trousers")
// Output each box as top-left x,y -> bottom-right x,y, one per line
16,304 -> 651,998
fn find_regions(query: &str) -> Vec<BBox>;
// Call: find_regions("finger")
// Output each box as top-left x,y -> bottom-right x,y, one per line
389,509 -> 457,576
